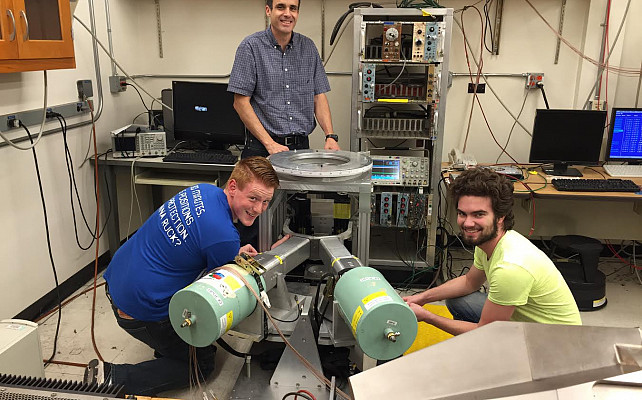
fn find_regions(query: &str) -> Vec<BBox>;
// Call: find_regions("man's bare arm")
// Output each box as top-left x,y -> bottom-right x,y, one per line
233,94 -> 288,154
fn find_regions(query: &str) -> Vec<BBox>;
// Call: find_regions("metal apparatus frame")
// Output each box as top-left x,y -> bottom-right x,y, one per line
259,150 -> 373,265
350,8 -> 453,269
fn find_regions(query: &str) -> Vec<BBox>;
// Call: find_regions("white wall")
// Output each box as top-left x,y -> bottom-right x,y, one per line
1,0 -> 640,318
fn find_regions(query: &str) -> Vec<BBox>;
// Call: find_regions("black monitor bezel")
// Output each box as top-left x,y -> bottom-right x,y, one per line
171,80 -> 246,147
528,109 -> 607,166
605,107 -> 642,162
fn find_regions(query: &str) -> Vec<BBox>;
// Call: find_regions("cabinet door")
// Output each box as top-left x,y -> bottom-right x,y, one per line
13,0 -> 74,59
0,0 -> 19,59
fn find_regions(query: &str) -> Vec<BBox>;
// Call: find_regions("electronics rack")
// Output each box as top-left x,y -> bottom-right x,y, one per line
350,8 -> 453,269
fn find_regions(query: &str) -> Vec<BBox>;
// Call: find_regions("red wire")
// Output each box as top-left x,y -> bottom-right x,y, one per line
296,389 -> 317,400
459,7 -> 519,163
605,240 -> 641,270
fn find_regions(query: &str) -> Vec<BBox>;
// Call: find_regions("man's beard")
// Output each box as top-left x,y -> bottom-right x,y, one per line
461,217 -> 499,247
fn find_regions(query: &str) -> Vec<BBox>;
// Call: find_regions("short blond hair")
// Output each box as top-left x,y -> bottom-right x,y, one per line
227,156 -> 279,190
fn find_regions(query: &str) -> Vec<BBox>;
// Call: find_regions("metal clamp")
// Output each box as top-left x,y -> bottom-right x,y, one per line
6,9 -> 16,41
234,253 -> 266,276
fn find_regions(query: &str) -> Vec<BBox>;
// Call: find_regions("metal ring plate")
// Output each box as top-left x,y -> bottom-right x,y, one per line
268,150 -> 372,179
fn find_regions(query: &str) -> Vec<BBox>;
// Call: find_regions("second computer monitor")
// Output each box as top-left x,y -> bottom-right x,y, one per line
172,81 -> 246,150
605,108 -> 642,163
528,109 -> 607,177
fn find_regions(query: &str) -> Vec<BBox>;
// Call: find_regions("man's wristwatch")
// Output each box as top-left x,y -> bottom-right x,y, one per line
325,134 -> 339,142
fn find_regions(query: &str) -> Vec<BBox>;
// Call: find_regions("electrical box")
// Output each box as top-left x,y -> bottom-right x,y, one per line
525,73 -> 544,89
0,319 -> 45,378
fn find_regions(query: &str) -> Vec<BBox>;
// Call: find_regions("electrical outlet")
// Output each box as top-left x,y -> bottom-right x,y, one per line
467,82 -> 485,93
525,72 -> 544,89
6,115 -> 20,128
109,75 -> 127,93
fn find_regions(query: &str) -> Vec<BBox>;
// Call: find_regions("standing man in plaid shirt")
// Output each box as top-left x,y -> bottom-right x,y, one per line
228,0 -> 340,159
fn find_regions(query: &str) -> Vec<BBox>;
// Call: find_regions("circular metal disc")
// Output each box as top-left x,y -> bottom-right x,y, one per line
268,150 -> 372,178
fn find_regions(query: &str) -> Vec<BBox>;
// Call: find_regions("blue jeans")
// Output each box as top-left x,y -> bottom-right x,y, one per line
106,287 -> 216,396
445,291 -> 487,323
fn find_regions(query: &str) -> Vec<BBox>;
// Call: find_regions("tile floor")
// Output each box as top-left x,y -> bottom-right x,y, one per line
34,250 -> 642,399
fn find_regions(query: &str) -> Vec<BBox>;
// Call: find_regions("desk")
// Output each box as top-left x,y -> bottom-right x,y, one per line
509,167 -> 642,202
443,165 -> 642,240
97,153 -> 236,257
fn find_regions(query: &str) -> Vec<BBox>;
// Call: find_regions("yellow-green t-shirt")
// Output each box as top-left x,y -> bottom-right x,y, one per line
474,230 -> 581,325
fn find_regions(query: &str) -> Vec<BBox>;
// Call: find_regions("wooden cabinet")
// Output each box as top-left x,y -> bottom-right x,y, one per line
0,0 -> 75,73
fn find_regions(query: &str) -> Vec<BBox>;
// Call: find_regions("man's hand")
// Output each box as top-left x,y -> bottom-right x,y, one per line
407,302 -> 435,323
271,234 -> 292,250
266,141 -> 290,155
239,244 -> 258,257
402,292 -> 428,306
324,137 -> 340,151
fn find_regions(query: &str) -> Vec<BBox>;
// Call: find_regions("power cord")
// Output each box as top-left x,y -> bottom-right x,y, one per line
19,121 -> 62,366
50,112 -> 112,250
0,71 -> 48,150
124,82 -> 151,113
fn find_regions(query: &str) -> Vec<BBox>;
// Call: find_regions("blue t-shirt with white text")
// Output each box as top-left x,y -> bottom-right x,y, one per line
104,184 -> 239,321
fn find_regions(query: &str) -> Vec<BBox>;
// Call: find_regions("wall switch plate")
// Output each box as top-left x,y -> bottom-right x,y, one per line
468,82 -> 485,93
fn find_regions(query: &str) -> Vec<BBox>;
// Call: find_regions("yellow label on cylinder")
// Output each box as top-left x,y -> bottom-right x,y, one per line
351,306 -> 364,333
224,275 -> 242,291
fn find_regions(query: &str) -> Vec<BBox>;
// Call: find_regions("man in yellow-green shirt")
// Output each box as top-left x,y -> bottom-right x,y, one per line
404,168 -> 580,336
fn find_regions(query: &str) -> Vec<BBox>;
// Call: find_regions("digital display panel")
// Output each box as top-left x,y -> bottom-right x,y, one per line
371,158 -> 400,183
606,109 -> 642,162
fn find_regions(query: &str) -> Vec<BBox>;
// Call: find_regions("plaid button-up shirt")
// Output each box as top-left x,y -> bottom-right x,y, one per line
228,27 -> 331,138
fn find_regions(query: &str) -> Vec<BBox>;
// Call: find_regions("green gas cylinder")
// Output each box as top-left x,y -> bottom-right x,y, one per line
169,264 -> 263,347
334,267 -> 418,360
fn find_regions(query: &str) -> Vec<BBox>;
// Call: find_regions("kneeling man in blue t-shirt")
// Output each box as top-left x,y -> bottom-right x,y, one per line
84,157 -> 281,396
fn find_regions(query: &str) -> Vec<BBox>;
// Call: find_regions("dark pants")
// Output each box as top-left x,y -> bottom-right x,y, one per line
106,286 -> 216,396
240,134 -> 310,158
238,134 -> 309,249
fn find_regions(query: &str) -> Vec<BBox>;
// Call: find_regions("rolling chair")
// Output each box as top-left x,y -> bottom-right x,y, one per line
549,235 -> 606,311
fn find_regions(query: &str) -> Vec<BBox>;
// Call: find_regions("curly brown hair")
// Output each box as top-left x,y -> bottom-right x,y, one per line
450,167 -> 515,231
227,156 -> 279,191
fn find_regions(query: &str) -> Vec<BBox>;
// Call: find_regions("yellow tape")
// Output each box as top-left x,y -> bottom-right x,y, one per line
378,99 -> 409,103
225,310 -> 233,332
331,256 -> 358,267
334,203 -> 351,219
274,255 -> 283,264
421,9 -> 433,17
351,306 -> 364,334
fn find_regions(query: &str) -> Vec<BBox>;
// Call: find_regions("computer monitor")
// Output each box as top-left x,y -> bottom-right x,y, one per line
171,81 -> 245,150
605,108 -> 642,164
528,109 -> 607,177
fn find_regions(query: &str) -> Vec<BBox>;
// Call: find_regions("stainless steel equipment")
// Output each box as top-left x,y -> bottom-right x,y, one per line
349,321 -> 642,399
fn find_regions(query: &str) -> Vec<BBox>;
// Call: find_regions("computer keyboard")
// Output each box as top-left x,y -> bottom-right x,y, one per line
602,164 -> 642,178
551,178 -> 640,192
162,151 -> 238,165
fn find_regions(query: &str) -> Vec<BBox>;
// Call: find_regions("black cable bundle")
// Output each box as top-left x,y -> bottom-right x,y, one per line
330,3 -> 384,46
